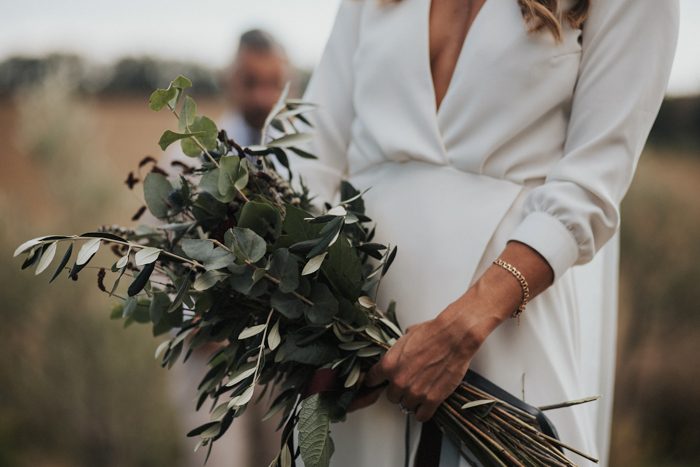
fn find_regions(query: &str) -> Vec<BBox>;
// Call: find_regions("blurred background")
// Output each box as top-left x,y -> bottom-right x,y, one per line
0,1 -> 698,466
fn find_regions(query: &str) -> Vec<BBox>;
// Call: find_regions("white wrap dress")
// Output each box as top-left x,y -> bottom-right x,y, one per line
289,1 -> 680,465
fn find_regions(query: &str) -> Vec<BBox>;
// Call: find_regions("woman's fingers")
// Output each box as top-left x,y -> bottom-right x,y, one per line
364,360 -> 386,388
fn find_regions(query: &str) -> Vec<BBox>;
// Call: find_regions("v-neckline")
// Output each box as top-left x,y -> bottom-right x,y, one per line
427,0 -> 490,116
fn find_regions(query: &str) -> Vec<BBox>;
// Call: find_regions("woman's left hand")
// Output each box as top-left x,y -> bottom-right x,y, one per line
363,251 -> 540,422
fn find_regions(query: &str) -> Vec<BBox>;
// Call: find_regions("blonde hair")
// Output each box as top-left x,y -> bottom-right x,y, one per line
381,0 -> 590,43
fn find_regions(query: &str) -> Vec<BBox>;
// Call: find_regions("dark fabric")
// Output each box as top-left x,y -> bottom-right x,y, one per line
414,418 -> 443,467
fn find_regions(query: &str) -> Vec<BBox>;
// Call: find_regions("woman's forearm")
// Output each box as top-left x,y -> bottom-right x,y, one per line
436,240 -> 555,342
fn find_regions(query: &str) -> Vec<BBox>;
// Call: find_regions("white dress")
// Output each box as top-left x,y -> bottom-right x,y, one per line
289,1 -> 679,466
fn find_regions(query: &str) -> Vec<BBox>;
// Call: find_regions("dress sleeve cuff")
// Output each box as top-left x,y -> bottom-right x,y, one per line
507,211 -> 580,282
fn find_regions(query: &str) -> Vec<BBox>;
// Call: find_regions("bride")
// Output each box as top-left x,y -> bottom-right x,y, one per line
289,0 -> 679,465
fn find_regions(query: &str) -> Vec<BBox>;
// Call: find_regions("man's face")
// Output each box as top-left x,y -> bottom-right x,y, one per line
227,48 -> 289,130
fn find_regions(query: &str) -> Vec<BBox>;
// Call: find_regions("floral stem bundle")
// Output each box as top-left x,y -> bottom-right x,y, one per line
14,76 -> 596,467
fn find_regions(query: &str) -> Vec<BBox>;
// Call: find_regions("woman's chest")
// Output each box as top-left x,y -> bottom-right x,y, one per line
351,0 -> 583,134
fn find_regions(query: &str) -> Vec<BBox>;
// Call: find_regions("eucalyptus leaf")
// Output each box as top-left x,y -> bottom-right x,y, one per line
149,87 -> 178,111
144,172 -> 173,219
194,270 -> 227,291
270,290 -> 305,320
269,248 -> 299,293
158,130 -> 206,151
178,95 -> 197,131
306,283 -> 339,325
181,116 -> 218,157
228,227 -> 267,263
237,200 -> 282,239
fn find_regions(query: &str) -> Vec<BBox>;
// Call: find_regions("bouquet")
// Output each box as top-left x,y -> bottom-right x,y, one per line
14,76 -> 597,467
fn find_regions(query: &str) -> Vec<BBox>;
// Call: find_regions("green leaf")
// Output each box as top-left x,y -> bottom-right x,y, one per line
49,243 -> 73,283
143,172 -> 173,219
127,262 -> 155,296
268,248 -> 299,293
158,130 -> 206,151
225,363 -> 257,387
238,324 -> 266,339
281,204 -> 323,244
149,87 -> 178,111
109,265 -> 127,297
270,290 -> 305,319
301,252 -> 327,276
267,132 -> 313,148
289,146 -> 318,160
171,75 -> 192,90
76,238 -> 101,266
298,393 -> 334,467
267,319 -> 281,350
306,217 -> 343,259
306,283 -> 338,325
228,227 -> 267,263
237,201 -> 282,239
321,232 -> 363,299
278,333 -> 339,365
218,156 -> 248,196
193,270 -> 227,291
228,385 -> 255,408
382,245 -> 398,276
280,444 -> 292,467
149,292 -> 171,324
181,239 -> 233,270
154,339 -> 171,360
181,116 -> 218,156
178,95 -> 197,131
122,296 -> 138,318
35,241 -> 57,275
344,363 -> 361,388
186,421 -> 220,438
134,246 -> 161,266
198,169 -> 236,203
167,275 -> 191,313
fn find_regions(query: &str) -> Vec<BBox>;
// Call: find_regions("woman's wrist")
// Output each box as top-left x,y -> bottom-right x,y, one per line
435,241 -> 554,346
434,270 -> 517,352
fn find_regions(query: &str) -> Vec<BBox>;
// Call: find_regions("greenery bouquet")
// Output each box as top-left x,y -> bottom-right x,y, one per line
14,76 -> 597,467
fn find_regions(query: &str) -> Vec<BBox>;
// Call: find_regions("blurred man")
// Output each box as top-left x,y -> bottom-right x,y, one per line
166,28 -> 291,467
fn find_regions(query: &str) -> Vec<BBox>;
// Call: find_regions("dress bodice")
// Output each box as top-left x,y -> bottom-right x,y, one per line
347,0 -> 582,186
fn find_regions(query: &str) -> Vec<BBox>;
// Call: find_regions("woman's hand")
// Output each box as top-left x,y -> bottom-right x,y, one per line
362,240 -> 554,422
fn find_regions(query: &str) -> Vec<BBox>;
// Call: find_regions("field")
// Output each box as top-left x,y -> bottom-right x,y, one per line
0,89 -> 698,466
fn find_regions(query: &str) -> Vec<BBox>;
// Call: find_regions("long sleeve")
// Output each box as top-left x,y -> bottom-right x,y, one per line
288,0 -> 364,208
507,0 -> 680,282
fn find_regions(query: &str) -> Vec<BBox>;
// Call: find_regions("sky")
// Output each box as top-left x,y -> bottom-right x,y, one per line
1,0 -> 698,96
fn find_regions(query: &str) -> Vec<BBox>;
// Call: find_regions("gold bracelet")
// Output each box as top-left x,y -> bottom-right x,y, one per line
493,258 -> 530,319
